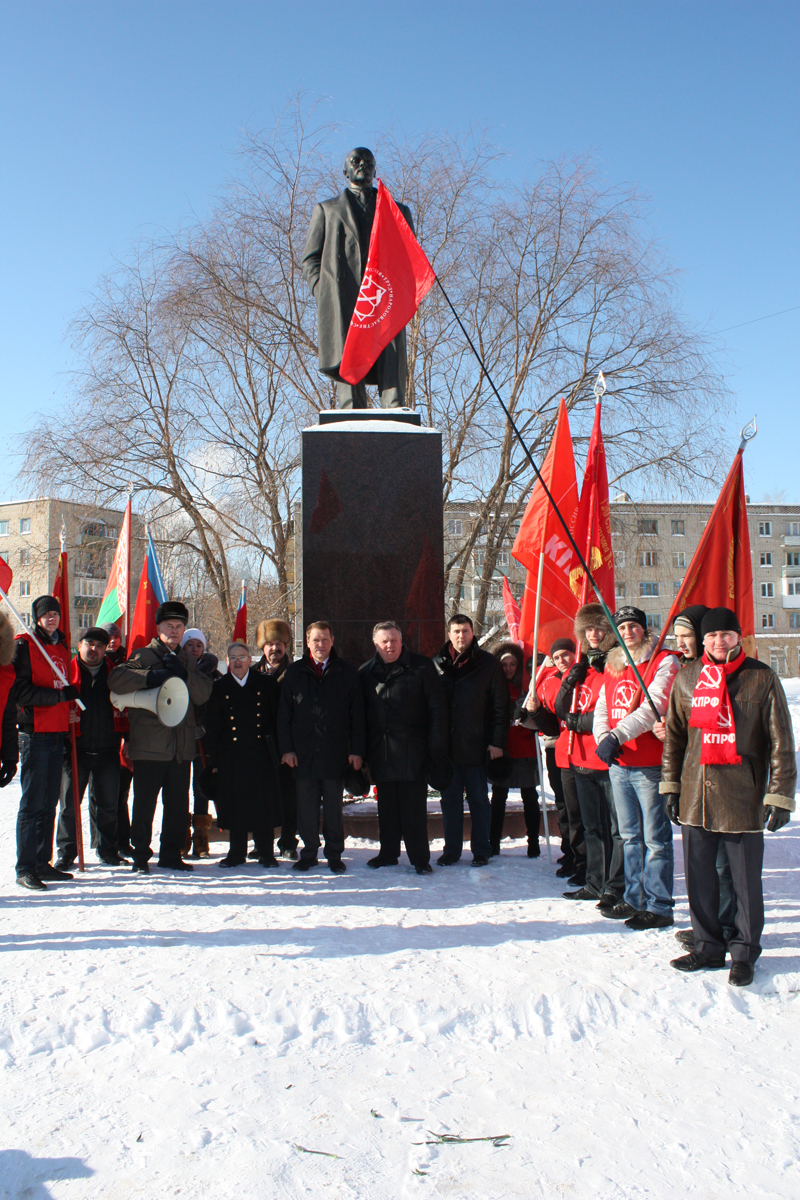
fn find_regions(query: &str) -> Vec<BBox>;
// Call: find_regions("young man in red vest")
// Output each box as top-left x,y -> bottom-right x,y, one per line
593,606 -> 680,929
13,595 -> 81,890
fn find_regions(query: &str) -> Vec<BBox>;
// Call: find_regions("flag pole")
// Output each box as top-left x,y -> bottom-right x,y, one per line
527,550 -> 554,863
0,594 -> 85,709
125,488 -> 132,653
59,542 -> 85,873
434,278 -> 661,717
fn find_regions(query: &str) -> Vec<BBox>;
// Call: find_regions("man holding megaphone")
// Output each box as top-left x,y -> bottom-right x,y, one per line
108,601 -> 213,874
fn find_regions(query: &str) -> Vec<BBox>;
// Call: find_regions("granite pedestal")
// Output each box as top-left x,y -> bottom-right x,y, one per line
301,410 -> 444,665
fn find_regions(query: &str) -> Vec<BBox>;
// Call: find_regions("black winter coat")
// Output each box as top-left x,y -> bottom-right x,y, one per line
359,647 -> 448,782
277,648 -> 366,780
256,652 -> 295,804
204,671 -> 281,830
432,642 -> 509,767
74,660 -> 121,754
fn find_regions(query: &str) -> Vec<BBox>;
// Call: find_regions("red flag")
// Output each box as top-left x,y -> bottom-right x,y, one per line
513,400 -> 580,655
0,555 -> 12,595
569,401 -> 615,609
339,180 -> 436,385
502,576 -> 521,644
52,552 -> 72,652
232,582 -> 247,644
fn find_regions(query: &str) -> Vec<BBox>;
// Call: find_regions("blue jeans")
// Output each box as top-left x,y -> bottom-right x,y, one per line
608,763 -> 674,916
16,732 -> 66,876
440,765 -> 492,860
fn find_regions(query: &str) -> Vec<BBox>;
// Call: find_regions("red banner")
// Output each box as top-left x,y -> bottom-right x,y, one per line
502,576 -> 521,644
570,401 -> 615,609
339,180 -> 436,385
52,552 -> 72,652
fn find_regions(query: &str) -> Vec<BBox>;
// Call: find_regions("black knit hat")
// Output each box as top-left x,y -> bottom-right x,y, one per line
673,605 -> 709,647
700,607 -> 741,637
613,605 -> 647,631
33,595 -> 60,622
79,626 -> 110,646
155,601 -> 189,625
550,637 -> 576,656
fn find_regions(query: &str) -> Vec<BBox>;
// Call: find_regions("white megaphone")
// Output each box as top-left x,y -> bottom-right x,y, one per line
110,676 -> 190,728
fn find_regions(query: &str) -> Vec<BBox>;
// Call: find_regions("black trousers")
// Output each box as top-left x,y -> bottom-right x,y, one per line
682,825 -> 765,964
191,756 -> 214,817
295,778 -> 345,862
131,759 -> 192,866
228,818 -> 273,862
545,747 -> 570,860
559,766 -> 586,873
490,786 -> 541,850
57,749 -> 120,864
573,768 -> 623,898
376,779 -> 430,866
277,773 -> 298,852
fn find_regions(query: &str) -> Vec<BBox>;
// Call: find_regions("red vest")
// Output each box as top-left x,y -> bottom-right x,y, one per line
603,650 -> 673,768
538,670 -> 571,769
0,663 -> 15,723
16,632 -> 71,733
568,667 -> 607,772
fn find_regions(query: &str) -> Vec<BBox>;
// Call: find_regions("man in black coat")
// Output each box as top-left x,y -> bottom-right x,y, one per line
432,614 -> 509,867
360,621 -> 448,875
301,147 -> 414,409
277,621 -> 366,874
255,617 -> 298,858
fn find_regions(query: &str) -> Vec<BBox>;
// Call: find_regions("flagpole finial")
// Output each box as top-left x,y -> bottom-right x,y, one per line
59,516 -> 67,553
738,415 -> 757,452
593,371 -> 606,402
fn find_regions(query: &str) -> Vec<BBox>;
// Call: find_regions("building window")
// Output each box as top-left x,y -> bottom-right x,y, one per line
75,578 -> 106,598
449,584 -> 465,600
0,551 -> 7,564
758,521 -> 772,537
611,518 -> 624,536
21,611 -> 31,626
786,522 -> 800,536
19,581 -> 31,597
786,581 -> 800,597
637,519 -> 658,536
77,612 -> 95,630
614,551 -> 625,567
672,552 -> 686,568
615,583 -> 626,599
0,521 -> 8,537
19,548 -> 32,566
673,580 -> 684,595
761,583 -> 774,598
760,552 -> 773,566
446,519 -> 463,537
761,613 -> 775,629
19,518 -> 31,534
646,614 -> 662,630
497,550 -> 509,567
639,551 -> 658,567
787,552 -> 800,567
790,613 -> 800,629
640,582 -> 660,597
671,520 -> 685,536
474,550 -> 485,568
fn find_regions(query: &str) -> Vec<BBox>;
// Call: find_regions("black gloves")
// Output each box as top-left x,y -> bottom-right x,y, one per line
0,760 -> 18,787
594,733 -> 622,766
565,659 -> 589,687
564,712 -> 581,731
146,653 -> 187,688
60,685 -> 80,702
765,805 -> 791,833
666,796 -> 681,825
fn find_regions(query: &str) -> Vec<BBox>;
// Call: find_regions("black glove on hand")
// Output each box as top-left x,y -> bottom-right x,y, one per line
565,659 -> 589,688
61,685 -> 80,702
161,653 -> 188,680
0,760 -> 18,787
765,805 -> 791,833
564,712 -> 581,731
666,796 -> 681,826
145,668 -> 171,688
594,733 -> 621,766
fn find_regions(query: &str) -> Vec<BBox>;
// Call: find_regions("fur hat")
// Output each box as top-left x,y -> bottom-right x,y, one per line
33,595 -> 60,622
0,611 -> 15,667
493,641 -> 523,668
155,601 -> 189,626
256,618 -> 292,649
574,603 -> 617,655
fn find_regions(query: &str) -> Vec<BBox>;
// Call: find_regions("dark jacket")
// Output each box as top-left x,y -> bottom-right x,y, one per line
277,648 -> 366,780
13,625 -> 72,734
432,640 -> 509,766
661,652 -> 797,832
359,646 -> 448,782
73,659 -> 121,754
107,638 -> 213,763
193,652 -> 222,737
204,671 -> 282,830
255,652 -> 295,803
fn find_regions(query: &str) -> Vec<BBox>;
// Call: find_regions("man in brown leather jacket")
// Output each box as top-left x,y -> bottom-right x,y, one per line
661,607 -> 796,986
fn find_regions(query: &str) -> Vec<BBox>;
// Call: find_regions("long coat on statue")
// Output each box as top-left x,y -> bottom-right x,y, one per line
301,188 -> 414,386
204,671 -> 282,831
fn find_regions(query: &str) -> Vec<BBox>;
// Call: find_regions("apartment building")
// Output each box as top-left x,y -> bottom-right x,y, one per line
0,499 -> 143,637
444,499 -> 800,676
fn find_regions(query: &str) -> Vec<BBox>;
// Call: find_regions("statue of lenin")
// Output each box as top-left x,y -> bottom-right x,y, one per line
301,147 -> 414,409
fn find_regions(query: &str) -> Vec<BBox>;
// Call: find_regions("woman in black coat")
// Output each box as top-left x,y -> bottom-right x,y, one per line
204,643 -> 282,868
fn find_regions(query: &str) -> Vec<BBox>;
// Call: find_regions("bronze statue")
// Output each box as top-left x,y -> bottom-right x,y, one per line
301,147 -> 414,409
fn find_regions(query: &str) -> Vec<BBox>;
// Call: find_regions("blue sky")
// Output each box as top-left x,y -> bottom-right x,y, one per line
1,0 -> 797,502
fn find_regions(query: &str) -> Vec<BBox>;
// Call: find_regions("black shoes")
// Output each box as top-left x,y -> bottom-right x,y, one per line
555,865 -> 573,878
131,860 -> 150,874
293,859 -> 317,872
527,843 -> 541,858
601,901 -> 640,921
53,858 -> 75,872
567,871 -> 587,886
728,962 -> 754,987
38,863 -> 73,881
675,928 -> 731,953
329,859 -> 347,874
437,853 -> 460,866
367,856 -> 399,869
595,893 -> 619,912
247,848 -> 260,860
280,847 -> 299,861
16,872 -> 46,891
259,856 -> 281,868
490,843 -> 501,857
158,860 -> 194,872
563,887 -> 600,901
670,951 -> 726,973
218,857 -> 246,868
625,911 -> 673,931
415,864 -> 433,875
97,854 -> 126,866
471,856 -> 489,867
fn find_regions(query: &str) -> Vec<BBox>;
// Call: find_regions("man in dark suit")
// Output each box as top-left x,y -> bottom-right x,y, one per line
301,147 -> 414,408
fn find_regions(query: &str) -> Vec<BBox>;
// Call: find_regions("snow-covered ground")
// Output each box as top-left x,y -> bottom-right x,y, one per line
2,683 -> 799,1200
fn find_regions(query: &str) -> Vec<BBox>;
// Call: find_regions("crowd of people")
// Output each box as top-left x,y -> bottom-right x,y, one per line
1,591 -> 796,987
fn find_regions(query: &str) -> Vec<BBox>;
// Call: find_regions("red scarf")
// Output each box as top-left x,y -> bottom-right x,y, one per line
688,652 -> 742,765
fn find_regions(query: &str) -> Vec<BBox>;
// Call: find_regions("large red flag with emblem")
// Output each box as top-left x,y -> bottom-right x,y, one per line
512,400 -> 581,654
52,552 -> 72,652
570,401 -> 615,609
339,180 -> 436,385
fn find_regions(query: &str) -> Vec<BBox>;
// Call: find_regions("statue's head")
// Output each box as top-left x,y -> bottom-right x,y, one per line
343,147 -> 376,189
